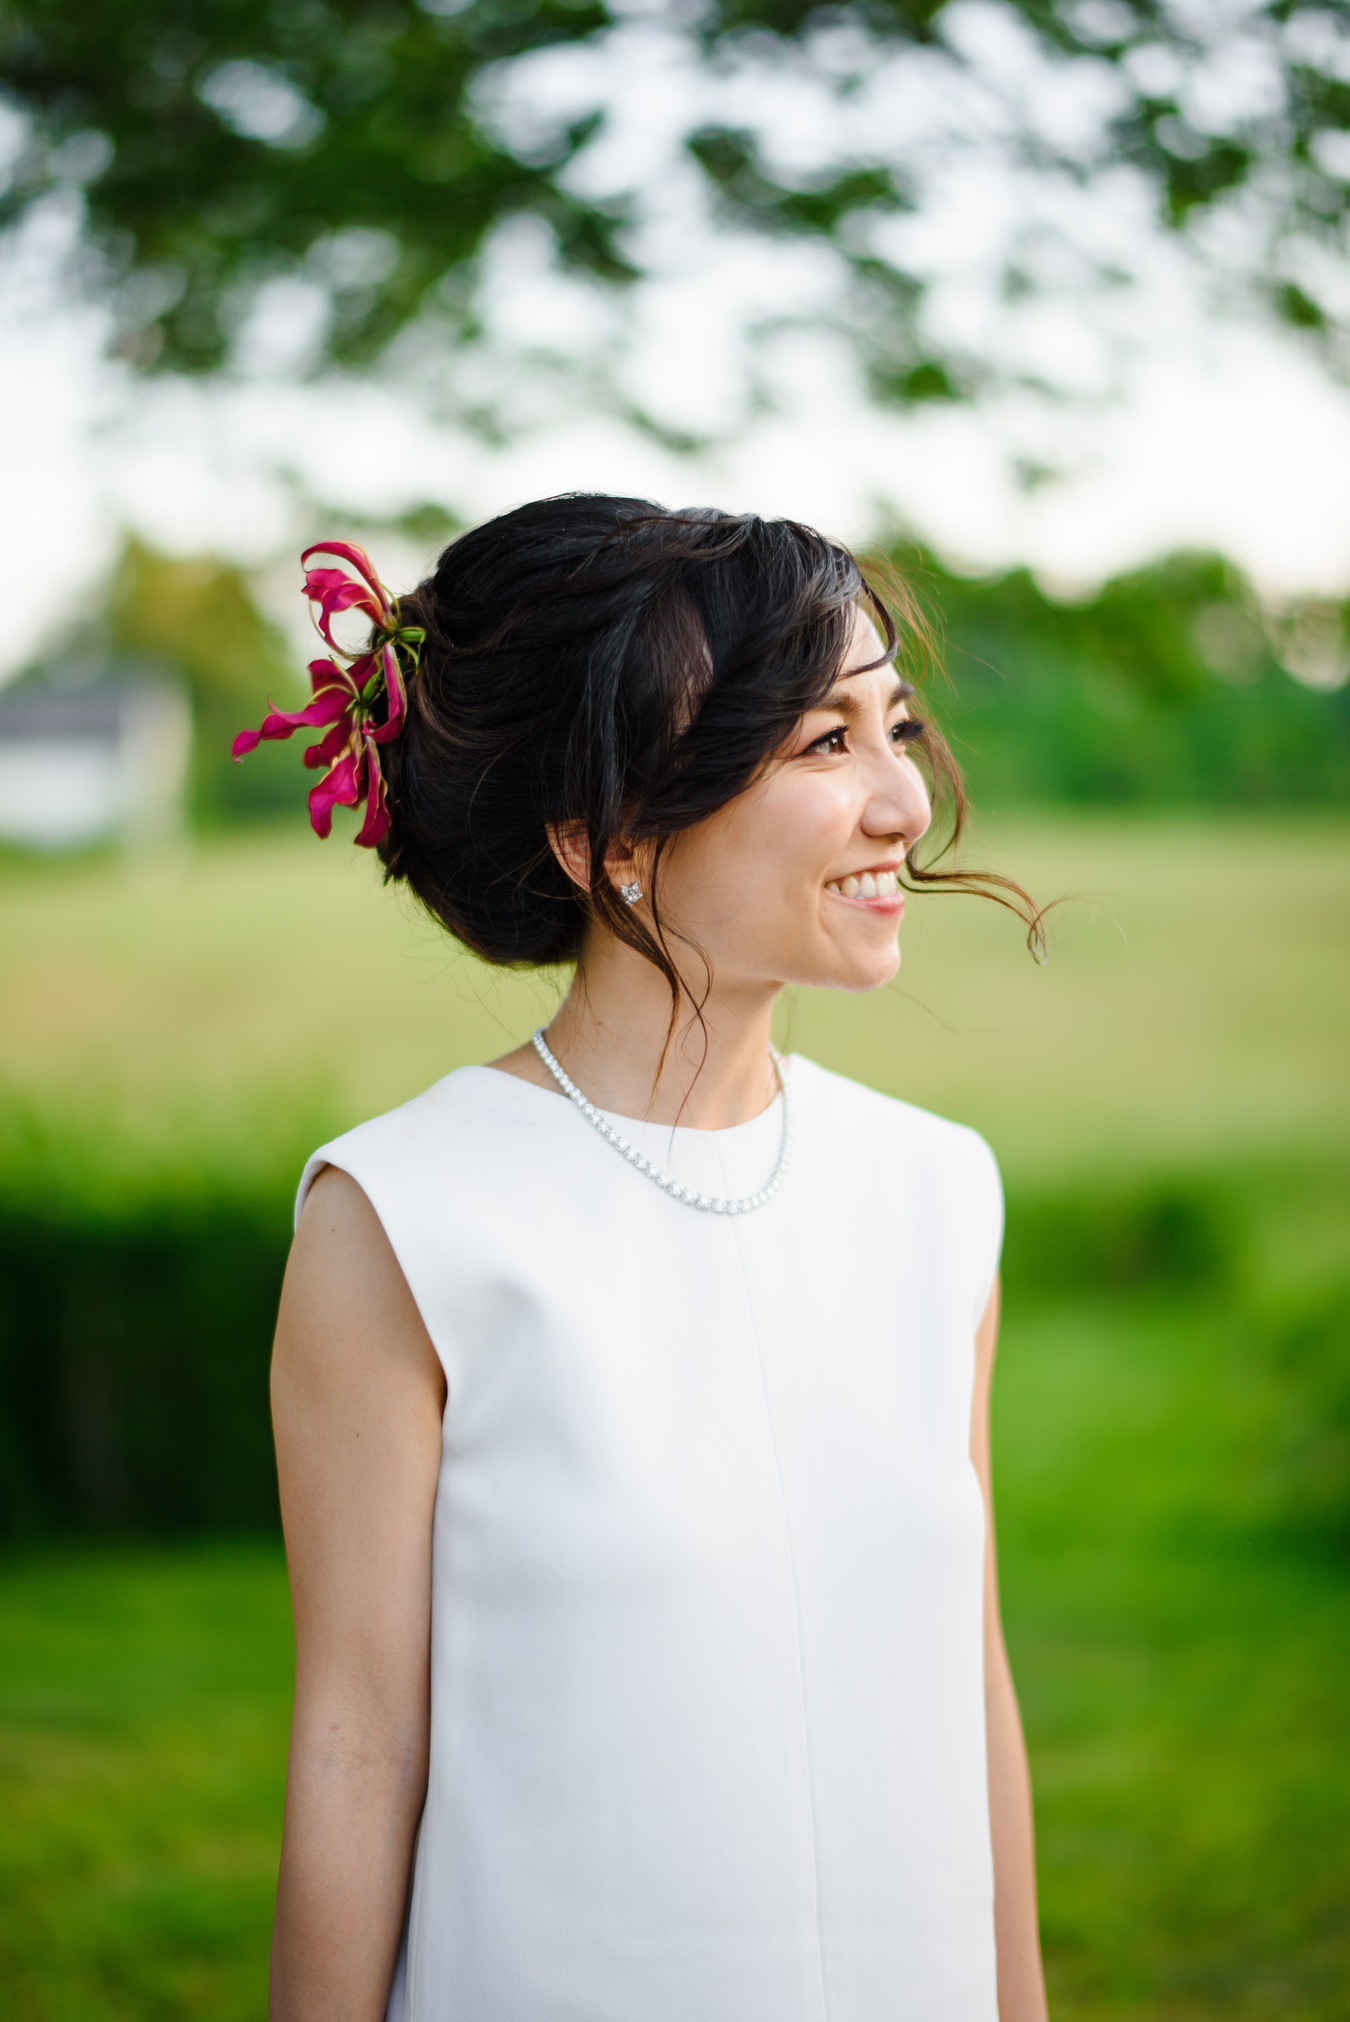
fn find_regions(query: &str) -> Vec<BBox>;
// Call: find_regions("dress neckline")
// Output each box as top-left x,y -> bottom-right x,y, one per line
467,1060 -> 789,1142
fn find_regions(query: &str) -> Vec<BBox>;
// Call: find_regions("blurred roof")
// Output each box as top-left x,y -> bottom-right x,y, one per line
0,667 -> 191,851
0,681 -> 166,741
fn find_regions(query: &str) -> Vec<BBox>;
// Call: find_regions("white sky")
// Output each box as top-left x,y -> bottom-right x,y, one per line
3,10 -> 1350,678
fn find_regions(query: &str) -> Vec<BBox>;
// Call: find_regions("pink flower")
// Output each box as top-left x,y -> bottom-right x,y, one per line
231,542 -> 423,846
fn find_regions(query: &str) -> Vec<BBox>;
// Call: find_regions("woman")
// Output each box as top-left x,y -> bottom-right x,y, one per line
245,498 -> 1049,2021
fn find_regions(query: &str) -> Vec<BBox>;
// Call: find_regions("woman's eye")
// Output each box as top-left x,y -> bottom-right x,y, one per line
803,718 -> 924,757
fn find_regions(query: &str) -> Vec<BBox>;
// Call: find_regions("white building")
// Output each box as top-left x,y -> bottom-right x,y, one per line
0,677 -> 192,851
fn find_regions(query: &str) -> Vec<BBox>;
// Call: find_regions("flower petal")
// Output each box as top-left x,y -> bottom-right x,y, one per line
303,572 -> 385,655
306,752 -> 362,840
231,686 -> 348,759
303,718 -> 356,770
304,570 -> 382,620
307,657 -> 359,702
369,641 -> 406,744
353,738 -> 389,847
300,541 -> 394,624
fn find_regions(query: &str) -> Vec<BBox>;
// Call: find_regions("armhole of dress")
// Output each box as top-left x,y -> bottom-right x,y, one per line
971,1139 -> 1005,1334
294,1153 -> 333,1232
292,1153 -> 455,1401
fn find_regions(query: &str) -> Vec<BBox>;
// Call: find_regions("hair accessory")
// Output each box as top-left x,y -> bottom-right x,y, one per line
231,541 -> 425,847
619,881 -> 642,906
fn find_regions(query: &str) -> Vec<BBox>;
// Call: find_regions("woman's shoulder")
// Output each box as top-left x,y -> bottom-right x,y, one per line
790,1059 -> 1002,1305
294,1065 -> 556,1228
789,1054 -> 1000,1185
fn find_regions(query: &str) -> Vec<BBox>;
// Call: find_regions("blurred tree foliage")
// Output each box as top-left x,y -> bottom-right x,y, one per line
106,539 -> 301,822
1,0 -> 1348,385
906,546 -> 1350,805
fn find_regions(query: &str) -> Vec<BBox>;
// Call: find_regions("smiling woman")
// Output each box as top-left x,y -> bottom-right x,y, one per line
251,498 -> 1049,2022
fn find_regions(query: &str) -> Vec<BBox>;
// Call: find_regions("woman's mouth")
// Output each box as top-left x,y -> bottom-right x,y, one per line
825,868 -> 904,910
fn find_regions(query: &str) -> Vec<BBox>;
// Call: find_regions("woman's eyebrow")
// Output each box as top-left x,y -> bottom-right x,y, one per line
817,677 -> 916,718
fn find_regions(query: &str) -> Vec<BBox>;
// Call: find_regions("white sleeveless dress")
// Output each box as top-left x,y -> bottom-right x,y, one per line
297,1054 -> 1004,2022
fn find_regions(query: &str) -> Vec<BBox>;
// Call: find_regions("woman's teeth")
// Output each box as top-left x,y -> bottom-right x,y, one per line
826,870 -> 899,899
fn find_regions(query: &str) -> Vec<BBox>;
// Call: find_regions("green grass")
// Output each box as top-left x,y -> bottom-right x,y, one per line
0,1545 -> 291,2022
998,1296 -> 1350,2018
1,813 -> 1347,2016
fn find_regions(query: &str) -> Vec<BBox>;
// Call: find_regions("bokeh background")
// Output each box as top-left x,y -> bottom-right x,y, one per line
1,3 -> 1348,2016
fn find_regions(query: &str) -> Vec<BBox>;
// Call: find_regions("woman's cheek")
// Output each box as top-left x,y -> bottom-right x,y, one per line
782,776 -> 856,860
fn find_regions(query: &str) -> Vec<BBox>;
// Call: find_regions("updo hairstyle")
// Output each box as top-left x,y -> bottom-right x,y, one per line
380,495 -> 1038,1001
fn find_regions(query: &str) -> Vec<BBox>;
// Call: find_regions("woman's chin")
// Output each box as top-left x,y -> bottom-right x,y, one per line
807,938 -> 903,995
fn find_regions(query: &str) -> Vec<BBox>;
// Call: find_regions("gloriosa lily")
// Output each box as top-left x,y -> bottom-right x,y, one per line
231,541 -> 424,846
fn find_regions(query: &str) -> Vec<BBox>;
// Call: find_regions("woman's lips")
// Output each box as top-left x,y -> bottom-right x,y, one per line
825,867 -> 904,910
825,881 -> 905,918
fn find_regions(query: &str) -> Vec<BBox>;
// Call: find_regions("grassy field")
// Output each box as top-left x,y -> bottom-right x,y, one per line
1,813 -> 1347,2018
0,811 -> 1346,1194
1001,1295 -> 1350,2018
0,1546 -> 291,2022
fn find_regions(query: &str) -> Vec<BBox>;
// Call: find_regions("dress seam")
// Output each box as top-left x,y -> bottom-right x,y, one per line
722,1143 -> 832,2022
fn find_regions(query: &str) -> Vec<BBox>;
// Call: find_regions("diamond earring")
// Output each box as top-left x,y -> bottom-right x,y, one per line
619,881 -> 642,906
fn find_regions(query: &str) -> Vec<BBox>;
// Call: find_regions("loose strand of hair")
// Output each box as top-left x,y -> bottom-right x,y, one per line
902,725 -> 1050,962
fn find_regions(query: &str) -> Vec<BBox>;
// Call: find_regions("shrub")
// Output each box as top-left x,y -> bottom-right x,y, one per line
1001,1175 -> 1237,1303
1,1162 -> 1345,1543
1266,1284 -> 1350,1545
0,1198 -> 290,1536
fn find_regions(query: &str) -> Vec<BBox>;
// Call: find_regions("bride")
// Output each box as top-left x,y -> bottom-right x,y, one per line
244,497 -> 1049,2021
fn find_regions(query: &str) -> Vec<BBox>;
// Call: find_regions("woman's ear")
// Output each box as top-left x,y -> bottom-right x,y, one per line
545,821 -> 591,893
546,824 -> 645,902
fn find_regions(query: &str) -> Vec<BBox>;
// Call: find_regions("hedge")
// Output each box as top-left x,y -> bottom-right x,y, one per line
0,1199 -> 289,1536
0,1165 -> 1343,1539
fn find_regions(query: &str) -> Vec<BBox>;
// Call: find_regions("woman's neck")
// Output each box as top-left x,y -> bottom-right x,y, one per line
490,932 -> 781,1129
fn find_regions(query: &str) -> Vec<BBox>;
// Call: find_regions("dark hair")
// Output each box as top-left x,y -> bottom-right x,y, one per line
380,494 -> 1041,1007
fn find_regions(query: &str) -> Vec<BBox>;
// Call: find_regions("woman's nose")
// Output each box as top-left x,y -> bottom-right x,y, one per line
862,751 -> 932,849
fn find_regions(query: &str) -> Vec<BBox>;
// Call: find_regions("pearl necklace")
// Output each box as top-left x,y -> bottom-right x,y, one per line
530,1029 -> 793,1216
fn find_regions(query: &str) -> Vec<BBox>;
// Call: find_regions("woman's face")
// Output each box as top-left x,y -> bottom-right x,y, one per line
651,609 -> 933,998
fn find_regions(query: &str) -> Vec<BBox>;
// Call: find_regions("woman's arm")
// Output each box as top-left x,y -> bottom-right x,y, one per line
269,1167 -> 447,2022
971,1278 -> 1050,2022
